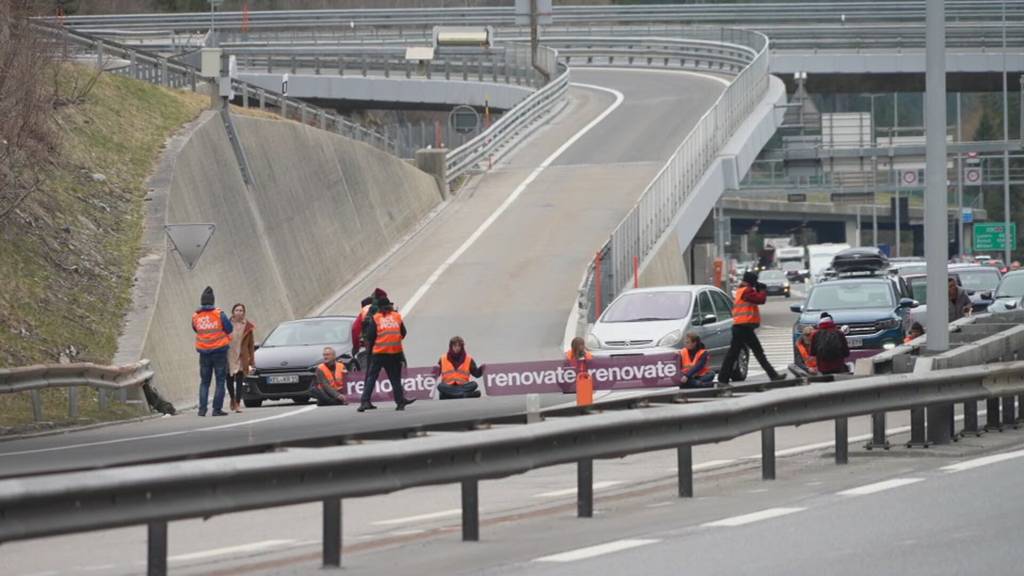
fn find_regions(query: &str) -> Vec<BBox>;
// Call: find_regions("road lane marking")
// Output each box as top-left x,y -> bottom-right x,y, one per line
941,448 -> 1024,473
401,82 -> 626,318
534,539 -> 660,563
667,459 -> 738,473
372,508 -> 462,526
534,480 -> 623,498
702,507 -> 805,527
197,405 -> 318,431
579,66 -> 733,87
169,539 -> 295,563
837,478 -> 924,496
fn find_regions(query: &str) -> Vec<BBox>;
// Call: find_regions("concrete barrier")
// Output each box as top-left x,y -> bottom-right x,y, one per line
126,112 -> 441,406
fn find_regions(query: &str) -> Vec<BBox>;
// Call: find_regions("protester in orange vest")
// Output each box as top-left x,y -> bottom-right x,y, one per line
792,325 -> 818,376
905,322 -> 924,344
435,336 -> 485,399
359,296 -> 415,411
192,286 -> 233,417
679,332 -> 715,388
311,346 -> 348,406
718,271 -> 783,385
567,337 -> 593,406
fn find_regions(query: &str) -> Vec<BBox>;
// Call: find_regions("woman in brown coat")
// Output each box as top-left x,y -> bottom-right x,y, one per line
227,303 -> 256,412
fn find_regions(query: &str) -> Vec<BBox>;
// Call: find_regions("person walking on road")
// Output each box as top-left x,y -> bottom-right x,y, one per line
226,303 -> 255,413
435,336 -> 485,399
811,313 -> 850,375
311,346 -> 349,406
350,296 -> 374,368
678,332 -> 715,388
948,277 -> 972,321
192,286 -> 233,417
718,271 -> 783,385
566,336 -> 594,406
359,296 -> 415,411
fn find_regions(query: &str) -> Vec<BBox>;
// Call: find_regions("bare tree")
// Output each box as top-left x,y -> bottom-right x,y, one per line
0,0 -> 57,224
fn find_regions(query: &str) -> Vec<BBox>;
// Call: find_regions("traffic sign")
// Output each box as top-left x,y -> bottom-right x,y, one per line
964,166 -> 982,186
973,222 -> 1017,252
166,224 -> 216,271
449,105 -> 480,134
900,170 -> 919,187
514,0 -> 553,25
962,208 -> 974,224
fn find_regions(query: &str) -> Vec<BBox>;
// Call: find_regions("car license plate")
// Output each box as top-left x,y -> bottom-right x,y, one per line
268,375 -> 299,384
846,337 -> 863,348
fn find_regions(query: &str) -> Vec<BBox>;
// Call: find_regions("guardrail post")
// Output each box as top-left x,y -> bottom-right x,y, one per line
68,386 -> 79,420
98,389 -> 109,411
986,398 -> 1003,432
864,412 -> 890,449
315,56 -> 321,75
907,408 -> 930,447
319,110 -> 327,130
461,479 -> 479,541
677,445 -> 693,497
761,427 -> 775,480
242,87 -> 249,109
962,400 -> 984,437
577,458 -> 593,518
259,90 -> 265,111
301,106 -> 308,125
338,56 -> 344,77
30,389 -> 43,422
322,497 -> 342,567
147,521 -> 168,576
160,60 -> 169,87
834,418 -> 848,465
96,41 -> 104,69
1002,396 -> 1018,428
290,56 -> 297,74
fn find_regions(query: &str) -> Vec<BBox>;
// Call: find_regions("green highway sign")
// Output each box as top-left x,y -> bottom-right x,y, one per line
973,222 -> 1017,252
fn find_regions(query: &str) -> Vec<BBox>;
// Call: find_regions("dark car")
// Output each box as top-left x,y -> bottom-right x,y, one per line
758,269 -> 791,297
244,316 -> 355,408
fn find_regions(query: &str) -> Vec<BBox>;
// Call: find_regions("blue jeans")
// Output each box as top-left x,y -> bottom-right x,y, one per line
198,351 -> 228,414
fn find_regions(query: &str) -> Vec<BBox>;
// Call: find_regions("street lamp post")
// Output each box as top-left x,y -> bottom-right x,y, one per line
1002,0 -> 1012,265
925,0 -> 949,353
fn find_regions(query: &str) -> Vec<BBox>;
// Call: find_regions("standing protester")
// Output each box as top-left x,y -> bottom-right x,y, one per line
435,336 -> 485,399
566,336 -> 593,406
948,277 -> 972,321
311,346 -> 348,406
811,313 -> 850,375
718,271 -> 783,385
678,332 -> 715,388
226,303 -> 255,413
192,286 -> 233,417
359,296 -> 415,411
793,325 -> 818,376
350,296 -> 374,368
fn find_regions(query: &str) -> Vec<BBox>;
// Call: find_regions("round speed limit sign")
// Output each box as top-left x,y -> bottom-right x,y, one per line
964,166 -> 982,186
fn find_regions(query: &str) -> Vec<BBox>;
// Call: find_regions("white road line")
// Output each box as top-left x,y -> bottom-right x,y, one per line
579,66 -> 733,87
941,448 -> 1024,473
534,480 -> 623,498
401,82 -> 626,318
372,508 -> 462,526
837,478 -> 924,497
169,540 -> 295,563
82,565 -> 116,572
668,459 -> 737,473
0,406 -> 318,457
534,539 -> 660,563
702,507 -> 806,528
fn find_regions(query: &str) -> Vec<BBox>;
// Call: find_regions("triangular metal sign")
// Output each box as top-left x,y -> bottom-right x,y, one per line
165,224 -> 216,271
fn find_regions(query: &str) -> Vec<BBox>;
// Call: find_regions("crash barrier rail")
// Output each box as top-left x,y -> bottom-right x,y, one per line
0,360 -> 153,423
570,28 -> 769,325
42,26 -> 397,155
4,361 -> 1024,575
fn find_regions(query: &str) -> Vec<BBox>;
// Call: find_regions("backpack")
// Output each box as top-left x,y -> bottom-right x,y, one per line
813,329 -> 846,362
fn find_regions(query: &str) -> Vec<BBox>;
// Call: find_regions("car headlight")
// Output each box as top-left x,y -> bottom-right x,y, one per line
878,318 -> 901,330
882,342 -> 897,350
1006,301 -> 1019,309
783,281 -> 790,288
586,334 -> 602,350
658,330 -> 683,347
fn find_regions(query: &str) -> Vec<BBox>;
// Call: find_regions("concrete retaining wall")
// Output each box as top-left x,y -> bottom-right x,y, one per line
132,113 -> 441,406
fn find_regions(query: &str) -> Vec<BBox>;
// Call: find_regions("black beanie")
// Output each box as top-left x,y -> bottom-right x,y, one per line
820,312 -> 832,319
742,271 -> 759,285
201,286 -> 215,306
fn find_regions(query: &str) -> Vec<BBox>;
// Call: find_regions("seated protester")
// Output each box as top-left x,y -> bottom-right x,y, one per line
905,322 -> 925,344
435,336 -> 485,399
311,346 -> 348,406
811,313 -> 850,375
678,332 -> 715,388
791,325 -> 818,377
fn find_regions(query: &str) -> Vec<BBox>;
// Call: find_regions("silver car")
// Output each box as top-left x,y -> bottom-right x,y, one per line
586,285 -> 750,380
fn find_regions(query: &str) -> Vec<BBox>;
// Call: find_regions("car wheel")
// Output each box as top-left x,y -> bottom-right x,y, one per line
243,398 -> 263,408
292,396 -> 311,405
785,293 -> 791,298
733,348 -> 750,382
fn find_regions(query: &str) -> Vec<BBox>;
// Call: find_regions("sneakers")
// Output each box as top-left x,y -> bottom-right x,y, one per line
212,410 -> 228,417
198,409 -> 207,417
395,399 -> 416,411
769,373 -> 787,382
357,403 -> 378,413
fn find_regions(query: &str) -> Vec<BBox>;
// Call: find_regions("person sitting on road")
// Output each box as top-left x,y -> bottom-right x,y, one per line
811,313 -> 850,375
311,346 -> 348,406
791,325 -> 818,377
566,337 -> 594,407
678,332 -> 715,389
435,336 -> 485,399
905,322 -> 925,344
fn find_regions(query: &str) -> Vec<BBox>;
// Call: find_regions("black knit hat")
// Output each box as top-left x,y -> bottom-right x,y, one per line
201,286 -> 215,306
742,271 -> 759,285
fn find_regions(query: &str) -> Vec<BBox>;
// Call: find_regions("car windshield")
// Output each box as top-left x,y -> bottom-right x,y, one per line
781,261 -> 801,271
908,279 -> 928,305
805,282 -> 895,311
760,270 -> 786,281
997,273 -> 1024,298
601,291 -> 693,323
895,264 -> 927,276
954,269 -> 1000,292
262,319 -> 353,348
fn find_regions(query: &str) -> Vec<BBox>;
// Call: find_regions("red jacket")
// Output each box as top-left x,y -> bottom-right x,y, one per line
741,286 -> 768,305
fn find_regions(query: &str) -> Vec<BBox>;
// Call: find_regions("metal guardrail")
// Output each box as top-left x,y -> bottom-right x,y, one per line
3,360 -> 1024,574
0,360 -> 153,422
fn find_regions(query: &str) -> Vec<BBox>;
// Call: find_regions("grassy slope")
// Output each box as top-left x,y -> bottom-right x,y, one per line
0,66 -> 206,429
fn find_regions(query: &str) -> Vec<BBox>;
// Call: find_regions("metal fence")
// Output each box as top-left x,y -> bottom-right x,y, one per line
0,360 -> 153,422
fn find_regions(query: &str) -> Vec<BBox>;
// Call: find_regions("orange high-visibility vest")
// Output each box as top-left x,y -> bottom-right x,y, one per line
732,287 -> 761,326
681,348 -> 710,377
796,338 -> 817,370
318,362 -> 346,390
440,355 -> 474,386
192,309 -> 230,352
567,350 -> 593,406
372,311 -> 404,355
